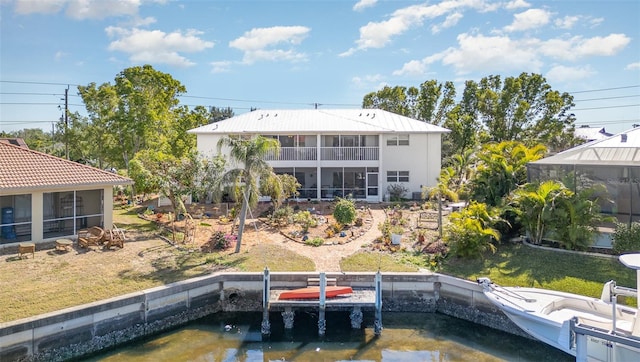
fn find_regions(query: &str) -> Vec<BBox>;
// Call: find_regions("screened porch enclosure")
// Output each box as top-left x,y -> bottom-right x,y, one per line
1,194 -> 32,243
42,190 -> 104,239
274,167 -> 379,200
528,164 -> 640,224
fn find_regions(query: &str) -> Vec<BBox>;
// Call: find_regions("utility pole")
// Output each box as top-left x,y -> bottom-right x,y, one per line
64,86 -> 69,160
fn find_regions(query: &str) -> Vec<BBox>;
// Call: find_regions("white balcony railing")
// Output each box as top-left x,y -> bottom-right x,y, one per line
264,146 -> 379,161
264,147 -> 317,161
320,147 -> 379,161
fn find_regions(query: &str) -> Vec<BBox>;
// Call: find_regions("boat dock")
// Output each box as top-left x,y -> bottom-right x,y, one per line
261,269 -> 382,336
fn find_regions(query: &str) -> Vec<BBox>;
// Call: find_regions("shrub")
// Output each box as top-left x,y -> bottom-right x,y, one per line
612,222 -> 640,254
209,230 -> 236,250
387,184 -> 408,201
333,198 -> 356,225
444,201 -> 501,258
272,206 -> 294,226
293,210 -> 318,232
305,237 -> 324,247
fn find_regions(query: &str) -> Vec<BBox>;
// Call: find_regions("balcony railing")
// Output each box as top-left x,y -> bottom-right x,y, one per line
320,147 -> 379,161
264,147 -> 317,161
264,146 -> 379,161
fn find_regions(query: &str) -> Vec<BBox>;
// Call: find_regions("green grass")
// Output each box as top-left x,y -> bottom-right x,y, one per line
341,251 -> 420,272
438,243 -> 637,303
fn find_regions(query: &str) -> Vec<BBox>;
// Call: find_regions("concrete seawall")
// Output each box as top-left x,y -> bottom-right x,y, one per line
0,271 -> 525,361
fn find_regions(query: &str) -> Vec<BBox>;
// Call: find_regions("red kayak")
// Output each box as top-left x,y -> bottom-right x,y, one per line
278,286 -> 353,300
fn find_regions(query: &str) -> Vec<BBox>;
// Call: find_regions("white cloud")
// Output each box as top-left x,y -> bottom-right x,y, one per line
210,61 -> 232,73
13,0 -> 149,19
504,0 -> 530,10
229,26 -> 310,64
14,0 -> 66,14
351,74 -> 385,89
554,15 -> 579,29
106,27 -> 214,67
626,62 -> 640,70
540,33 -> 631,60
54,51 -> 68,61
393,53 -> 444,76
431,12 -> 463,34
504,8 -> 551,32
353,0 -> 377,12
440,33 -> 543,74
545,64 -> 595,83
342,1 -> 490,55
393,60 -> 426,76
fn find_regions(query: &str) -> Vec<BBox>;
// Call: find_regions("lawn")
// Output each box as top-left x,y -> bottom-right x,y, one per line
1,206 -> 637,323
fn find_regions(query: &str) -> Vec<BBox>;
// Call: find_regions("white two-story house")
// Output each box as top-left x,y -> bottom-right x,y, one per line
189,109 -> 449,202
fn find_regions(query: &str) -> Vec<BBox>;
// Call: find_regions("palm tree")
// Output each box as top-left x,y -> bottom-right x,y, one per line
218,135 -> 280,253
510,180 -> 567,244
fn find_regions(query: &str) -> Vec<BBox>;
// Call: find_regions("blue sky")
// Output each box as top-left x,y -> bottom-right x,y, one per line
1,0 -> 639,134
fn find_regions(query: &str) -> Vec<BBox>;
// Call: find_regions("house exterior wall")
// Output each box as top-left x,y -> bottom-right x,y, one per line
380,133 -> 441,199
0,186 -> 113,246
196,131 -> 442,202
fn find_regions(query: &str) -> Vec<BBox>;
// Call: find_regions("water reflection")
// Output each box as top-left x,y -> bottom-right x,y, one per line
86,312 -> 572,361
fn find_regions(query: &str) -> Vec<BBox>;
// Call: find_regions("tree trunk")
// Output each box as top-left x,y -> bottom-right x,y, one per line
235,187 -> 250,253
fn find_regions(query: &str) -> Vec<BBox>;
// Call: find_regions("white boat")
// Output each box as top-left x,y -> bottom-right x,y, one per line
478,253 -> 640,361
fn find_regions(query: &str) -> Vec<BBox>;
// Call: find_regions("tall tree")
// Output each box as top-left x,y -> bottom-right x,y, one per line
209,106 -> 234,123
477,73 -> 577,147
362,85 -> 418,117
416,80 -> 456,125
217,135 -> 280,253
78,65 -> 186,172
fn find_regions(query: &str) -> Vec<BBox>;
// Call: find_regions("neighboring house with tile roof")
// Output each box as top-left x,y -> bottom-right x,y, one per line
0,141 -> 133,245
189,109 -> 449,202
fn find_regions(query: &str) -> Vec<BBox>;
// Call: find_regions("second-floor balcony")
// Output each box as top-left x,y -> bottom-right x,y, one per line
264,146 -> 379,161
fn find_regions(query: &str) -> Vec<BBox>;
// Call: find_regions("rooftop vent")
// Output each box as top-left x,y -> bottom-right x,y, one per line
621,134 -> 628,143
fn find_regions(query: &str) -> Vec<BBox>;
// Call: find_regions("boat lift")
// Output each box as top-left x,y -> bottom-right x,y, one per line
261,268 -> 383,336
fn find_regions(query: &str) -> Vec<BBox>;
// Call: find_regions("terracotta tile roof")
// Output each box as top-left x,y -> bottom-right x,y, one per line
0,142 -> 133,192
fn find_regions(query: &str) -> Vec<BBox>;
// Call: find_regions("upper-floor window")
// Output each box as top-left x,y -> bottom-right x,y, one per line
387,134 -> 409,146
387,171 -> 409,182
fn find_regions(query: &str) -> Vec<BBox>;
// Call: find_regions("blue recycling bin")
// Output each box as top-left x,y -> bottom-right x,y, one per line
1,207 -> 17,240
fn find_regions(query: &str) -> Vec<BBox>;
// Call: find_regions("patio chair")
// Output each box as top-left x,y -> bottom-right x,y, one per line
78,226 -> 105,248
103,224 -> 126,249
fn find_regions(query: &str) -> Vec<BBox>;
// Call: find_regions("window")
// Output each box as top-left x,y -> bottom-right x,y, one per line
386,134 -> 409,146
387,171 -> 409,182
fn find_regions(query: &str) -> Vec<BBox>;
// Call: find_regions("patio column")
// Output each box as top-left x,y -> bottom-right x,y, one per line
32,191 -> 43,242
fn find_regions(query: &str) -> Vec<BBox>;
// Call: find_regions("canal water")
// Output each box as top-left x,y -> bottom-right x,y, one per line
84,312 -> 572,361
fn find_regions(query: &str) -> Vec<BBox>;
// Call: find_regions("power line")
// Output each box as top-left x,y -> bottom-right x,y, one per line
574,95 -> 639,102
573,104 -> 640,111
0,80 -> 80,87
569,85 -> 640,94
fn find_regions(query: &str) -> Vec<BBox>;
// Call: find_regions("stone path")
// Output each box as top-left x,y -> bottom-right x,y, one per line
243,208 -> 388,272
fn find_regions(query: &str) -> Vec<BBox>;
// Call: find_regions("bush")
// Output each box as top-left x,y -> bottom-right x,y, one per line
387,184 -> 408,201
333,198 -> 356,225
305,237 -> 324,247
209,230 -> 236,250
444,201 -> 500,258
293,210 -> 318,232
612,222 -> 640,254
271,206 -> 294,226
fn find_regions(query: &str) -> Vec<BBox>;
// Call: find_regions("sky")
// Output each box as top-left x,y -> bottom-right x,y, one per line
1,0 -> 639,134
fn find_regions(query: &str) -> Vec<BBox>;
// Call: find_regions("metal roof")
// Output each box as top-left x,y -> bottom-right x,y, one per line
188,109 -> 450,134
532,127 -> 640,166
0,142 -> 133,192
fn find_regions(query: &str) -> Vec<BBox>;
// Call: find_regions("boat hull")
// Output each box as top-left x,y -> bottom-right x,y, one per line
480,282 -> 639,359
278,286 -> 353,300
